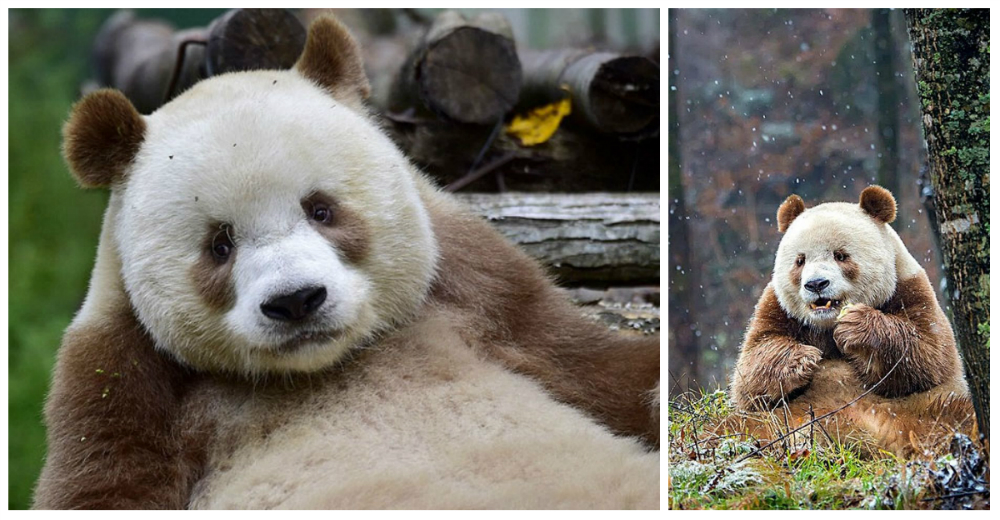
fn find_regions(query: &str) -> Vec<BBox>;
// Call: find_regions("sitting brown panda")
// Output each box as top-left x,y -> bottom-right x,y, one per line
33,16 -> 659,509
728,186 -> 974,455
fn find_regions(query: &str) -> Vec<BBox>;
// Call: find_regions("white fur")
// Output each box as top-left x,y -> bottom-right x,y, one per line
186,312 -> 660,509
772,202 -> 917,329
111,70 -> 437,374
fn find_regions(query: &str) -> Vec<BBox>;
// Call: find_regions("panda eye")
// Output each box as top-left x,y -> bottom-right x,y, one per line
311,203 -> 333,224
303,194 -> 335,226
210,225 -> 234,263
834,250 -> 849,262
795,254 -> 805,267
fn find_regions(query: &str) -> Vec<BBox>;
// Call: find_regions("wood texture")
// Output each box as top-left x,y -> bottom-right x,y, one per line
456,192 -> 659,285
205,8 -> 306,76
383,10 -> 522,124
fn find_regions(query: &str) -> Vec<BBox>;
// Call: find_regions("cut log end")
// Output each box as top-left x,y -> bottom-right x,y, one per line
418,26 -> 522,124
206,8 -> 306,76
520,49 -> 660,135
588,56 -> 660,134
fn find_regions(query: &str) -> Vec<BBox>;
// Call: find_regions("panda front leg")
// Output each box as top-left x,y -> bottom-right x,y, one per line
33,306 -> 206,509
731,285 -> 823,410
833,273 -> 959,399
731,337 -> 822,411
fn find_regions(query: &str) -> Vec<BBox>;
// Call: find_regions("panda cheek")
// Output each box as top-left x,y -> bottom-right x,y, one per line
312,202 -> 370,264
840,256 -> 860,283
191,250 -> 236,310
789,261 -> 803,290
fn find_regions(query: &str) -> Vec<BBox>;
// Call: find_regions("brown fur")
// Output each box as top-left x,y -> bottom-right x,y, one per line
777,194 -> 805,232
833,272 -> 960,398
733,271 -> 962,410
730,271 -> 970,456
33,303 -> 210,509
789,256 -> 803,289
426,204 -> 660,448
730,285 -> 832,410
191,225 -> 236,309
294,16 -> 370,108
63,89 -> 146,188
858,185 -> 896,224
717,359 -> 975,458
837,251 -> 860,282
305,193 -> 370,265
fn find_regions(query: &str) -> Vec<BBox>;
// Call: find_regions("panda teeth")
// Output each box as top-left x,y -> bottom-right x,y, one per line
810,299 -> 835,310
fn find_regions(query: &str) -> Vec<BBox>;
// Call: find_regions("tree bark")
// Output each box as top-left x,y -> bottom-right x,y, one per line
456,193 -> 659,286
666,9 -> 700,393
905,8 -> 990,441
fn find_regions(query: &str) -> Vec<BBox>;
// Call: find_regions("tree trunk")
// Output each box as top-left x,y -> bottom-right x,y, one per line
456,192 -> 659,286
872,8 -> 901,228
905,8 -> 990,442
666,9 -> 700,393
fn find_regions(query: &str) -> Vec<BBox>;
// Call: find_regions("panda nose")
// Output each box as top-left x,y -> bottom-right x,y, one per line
261,286 -> 327,322
804,278 -> 830,294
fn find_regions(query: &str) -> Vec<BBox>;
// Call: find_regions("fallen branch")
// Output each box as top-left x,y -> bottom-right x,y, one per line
920,490 -> 988,502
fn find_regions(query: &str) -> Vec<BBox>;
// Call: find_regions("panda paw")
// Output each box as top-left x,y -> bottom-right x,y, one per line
778,345 -> 823,394
833,303 -> 880,355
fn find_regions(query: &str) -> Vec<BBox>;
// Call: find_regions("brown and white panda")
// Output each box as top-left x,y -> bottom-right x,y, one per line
33,16 -> 660,509
728,186 -> 975,455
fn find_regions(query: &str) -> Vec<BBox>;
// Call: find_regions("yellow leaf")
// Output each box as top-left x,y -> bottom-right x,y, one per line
506,98 -> 572,146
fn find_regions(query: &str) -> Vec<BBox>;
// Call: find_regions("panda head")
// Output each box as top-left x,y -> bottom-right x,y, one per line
770,186 -> 900,330
62,17 -> 438,375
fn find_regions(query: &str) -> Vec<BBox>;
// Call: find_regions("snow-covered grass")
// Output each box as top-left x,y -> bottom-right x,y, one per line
667,390 -> 988,510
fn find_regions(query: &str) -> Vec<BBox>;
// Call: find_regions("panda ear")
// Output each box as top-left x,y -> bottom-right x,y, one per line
859,185 -> 897,224
63,89 -> 146,189
777,194 -> 806,233
295,15 -> 370,106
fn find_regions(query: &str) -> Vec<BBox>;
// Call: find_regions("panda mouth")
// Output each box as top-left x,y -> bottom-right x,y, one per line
809,298 -> 842,313
273,329 -> 341,352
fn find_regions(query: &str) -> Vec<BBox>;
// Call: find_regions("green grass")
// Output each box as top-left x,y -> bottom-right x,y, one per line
8,9 -> 112,510
667,390 -> 952,510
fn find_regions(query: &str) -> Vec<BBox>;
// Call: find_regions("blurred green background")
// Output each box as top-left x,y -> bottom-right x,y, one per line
8,9 -> 228,509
